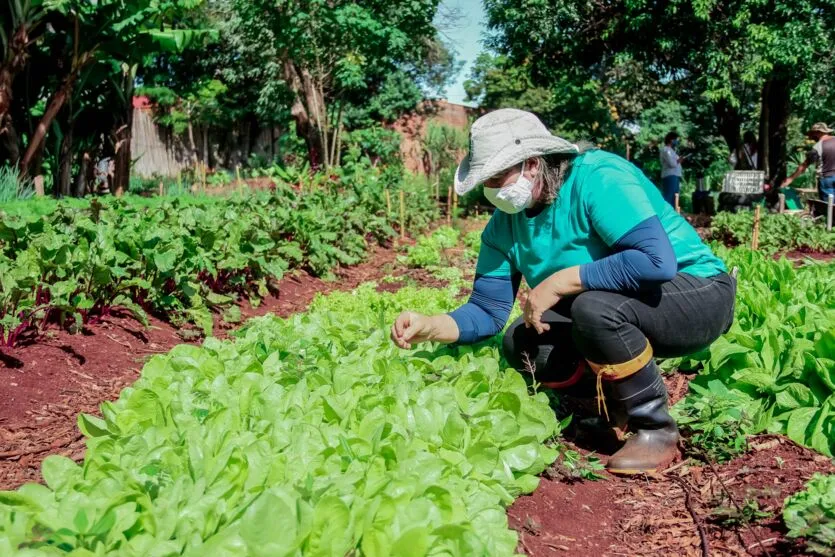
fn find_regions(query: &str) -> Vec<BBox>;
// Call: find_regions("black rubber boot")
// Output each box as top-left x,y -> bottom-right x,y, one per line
605,361 -> 679,475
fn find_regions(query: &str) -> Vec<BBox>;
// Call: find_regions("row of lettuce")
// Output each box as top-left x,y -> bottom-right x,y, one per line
0,171 -> 439,346
667,246 -> 834,460
0,284 -> 561,556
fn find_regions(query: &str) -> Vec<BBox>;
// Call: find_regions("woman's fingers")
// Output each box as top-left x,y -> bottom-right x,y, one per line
390,324 -> 405,347
403,324 -> 420,342
391,312 -> 427,348
394,313 -> 409,337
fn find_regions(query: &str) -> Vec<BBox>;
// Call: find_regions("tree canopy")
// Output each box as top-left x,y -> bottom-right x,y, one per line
476,0 -> 835,182
1,0 -> 459,194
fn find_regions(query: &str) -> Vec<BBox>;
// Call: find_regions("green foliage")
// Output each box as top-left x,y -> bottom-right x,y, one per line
423,122 -> 467,178
401,226 -> 460,268
348,70 -> 423,125
710,211 -> 835,253
712,498 -> 772,528
674,380 -> 751,462
670,247 -> 835,458
0,284 -> 559,555
462,230 -> 482,260
783,474 -> 835,554
342,127 -> 405,170
0,170 -> 437,345
464,53 -> 556,116
139,79 -> 229,134
480,0 -> 835,182
0,166 -> 34,202
547,424 -> 606,482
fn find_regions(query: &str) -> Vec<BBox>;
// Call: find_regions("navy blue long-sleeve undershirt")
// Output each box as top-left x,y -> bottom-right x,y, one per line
449,216 -> 676,344
580,216 -> 677,291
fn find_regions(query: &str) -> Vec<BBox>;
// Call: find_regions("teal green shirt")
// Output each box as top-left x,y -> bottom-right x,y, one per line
476,150 -> 726,287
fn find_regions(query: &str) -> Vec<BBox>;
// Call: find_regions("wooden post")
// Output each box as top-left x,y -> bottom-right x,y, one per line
674,193 -> 681,214
201,163 -> 207,191
452,190 -> 458,224
236,164 -> 242,187
625,142 -> 631,161
399,190 -> 406,240
751,204 -> 761,250
827,194 -> 834,231
158,182 -> 164,196
385,190 -> 391,214
34,175 -> 44,197
446,186 -> 452,225
778,193 -> 786,214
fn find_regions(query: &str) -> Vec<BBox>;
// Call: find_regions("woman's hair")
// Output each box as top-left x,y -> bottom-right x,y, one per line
533,141 -> 596,206
743,131 -> 757,146
664,131 -> 679,145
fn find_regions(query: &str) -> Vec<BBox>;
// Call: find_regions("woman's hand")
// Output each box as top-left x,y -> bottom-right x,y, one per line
391,311 -> 435,349
524,267 -> 585,334
523,283 -> 560,334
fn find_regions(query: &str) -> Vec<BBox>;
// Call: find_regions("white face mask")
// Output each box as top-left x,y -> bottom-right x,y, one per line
483,162 -> 534,214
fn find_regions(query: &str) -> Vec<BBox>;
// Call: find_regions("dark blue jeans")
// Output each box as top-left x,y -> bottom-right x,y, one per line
502,273 -> 736,384
820,176 -> 835,202
661,176 -> 681,206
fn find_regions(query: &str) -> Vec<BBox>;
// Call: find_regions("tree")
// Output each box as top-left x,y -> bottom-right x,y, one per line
230,0 -> 446,169
482,0 -> 835,182
13,0 -> 209,186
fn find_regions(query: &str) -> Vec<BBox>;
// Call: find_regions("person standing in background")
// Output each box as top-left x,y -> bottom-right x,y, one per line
782,123 -> 835,201
729,131 -> 759,170
659,132 -> 683,206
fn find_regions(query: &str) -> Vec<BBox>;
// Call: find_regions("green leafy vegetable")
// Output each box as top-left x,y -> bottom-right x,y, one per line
0,283 -> 557,555
783,474 -> 835,554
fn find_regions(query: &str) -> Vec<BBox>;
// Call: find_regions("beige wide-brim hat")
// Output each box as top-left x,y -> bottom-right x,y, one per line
454,108 -> 579,195
807,122 -> 834,136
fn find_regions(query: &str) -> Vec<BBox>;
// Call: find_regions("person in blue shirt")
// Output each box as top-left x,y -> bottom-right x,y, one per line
390,109 -> 736,475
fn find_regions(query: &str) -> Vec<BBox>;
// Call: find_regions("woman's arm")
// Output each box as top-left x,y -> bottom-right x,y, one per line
448,274 -> 520,343
580,216 -> 677,291
391,273 -> 520,348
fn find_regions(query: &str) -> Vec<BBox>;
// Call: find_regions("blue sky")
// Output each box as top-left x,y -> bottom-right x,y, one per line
436,0 -> 487,106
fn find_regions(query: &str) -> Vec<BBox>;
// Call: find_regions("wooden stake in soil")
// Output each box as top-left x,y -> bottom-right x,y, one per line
452,190 -> 458,224
385,189 -> 391,215
446,186 -> 452,225
778,193 -> 786,213
674,192 -> 681,214
751,204 -> 761,250
399,190 -> 406,240
158,182 -> 164,196
236,164 -> 242,187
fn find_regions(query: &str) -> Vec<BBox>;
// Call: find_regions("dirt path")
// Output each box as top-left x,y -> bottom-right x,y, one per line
0,242 -> 448,489
509,434 -> 834,556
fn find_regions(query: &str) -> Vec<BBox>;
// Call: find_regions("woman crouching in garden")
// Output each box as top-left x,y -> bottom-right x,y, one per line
390,109 -> 736,475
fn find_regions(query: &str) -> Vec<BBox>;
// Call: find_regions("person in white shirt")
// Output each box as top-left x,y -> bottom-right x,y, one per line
729,131 -> 759,170
659,131 -> 683,206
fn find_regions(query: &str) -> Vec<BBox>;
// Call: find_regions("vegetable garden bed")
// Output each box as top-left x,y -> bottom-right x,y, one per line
1,215 -> 834,556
